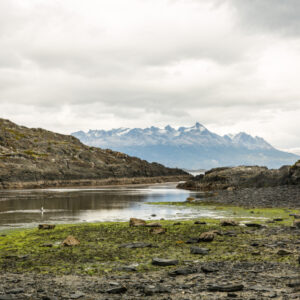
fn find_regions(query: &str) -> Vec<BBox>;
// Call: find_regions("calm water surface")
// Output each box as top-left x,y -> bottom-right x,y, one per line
0,183 -> 225,231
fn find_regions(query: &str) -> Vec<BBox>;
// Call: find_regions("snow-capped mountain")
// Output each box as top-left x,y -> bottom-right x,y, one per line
72,123 -> 299,169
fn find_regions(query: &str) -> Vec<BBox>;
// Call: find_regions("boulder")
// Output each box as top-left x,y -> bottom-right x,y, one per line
62,235 -> 80,246
38,224 -> 55,230
199,231 -> 215,242
129,218 -> 146,227
220,219 -> 239,226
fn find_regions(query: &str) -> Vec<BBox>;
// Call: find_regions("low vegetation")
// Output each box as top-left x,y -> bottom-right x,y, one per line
0,205 -> 298,276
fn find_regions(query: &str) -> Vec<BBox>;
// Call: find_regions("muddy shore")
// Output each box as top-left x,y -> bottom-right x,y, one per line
0,175 -> 190,190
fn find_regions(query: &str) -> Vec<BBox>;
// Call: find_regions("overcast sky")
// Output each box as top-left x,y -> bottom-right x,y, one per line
1,0 -> 300,153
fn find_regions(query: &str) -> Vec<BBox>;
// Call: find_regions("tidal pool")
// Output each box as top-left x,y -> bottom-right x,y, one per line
0,183 -> 231,231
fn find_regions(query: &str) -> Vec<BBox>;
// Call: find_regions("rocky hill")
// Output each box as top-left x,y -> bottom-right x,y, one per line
177,161 -> 300,191
72,123 -> 299,169
0,119 -> 189,189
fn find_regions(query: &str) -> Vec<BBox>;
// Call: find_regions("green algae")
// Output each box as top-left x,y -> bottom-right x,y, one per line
148,201 -> 298,225
0,214 -> 298,276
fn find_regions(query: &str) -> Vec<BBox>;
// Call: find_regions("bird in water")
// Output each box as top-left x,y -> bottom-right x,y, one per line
40,206 -> 44,214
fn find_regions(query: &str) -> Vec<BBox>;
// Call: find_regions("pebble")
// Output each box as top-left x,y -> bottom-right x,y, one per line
207,284 -> 244,292
152,258 -> 179,266
169,267 -> 198,277
70,292 -> 85,299
190,246 -> 210,255
106,286 -> 127,294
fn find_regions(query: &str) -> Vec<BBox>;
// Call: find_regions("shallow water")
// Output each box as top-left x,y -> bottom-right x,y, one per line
0,183 -> 227,230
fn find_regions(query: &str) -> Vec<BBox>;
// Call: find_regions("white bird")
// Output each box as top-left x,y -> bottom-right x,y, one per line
40,206 -> 44,213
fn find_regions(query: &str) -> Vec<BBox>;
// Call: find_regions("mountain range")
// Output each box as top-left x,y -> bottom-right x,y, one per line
72,123 -> 299,169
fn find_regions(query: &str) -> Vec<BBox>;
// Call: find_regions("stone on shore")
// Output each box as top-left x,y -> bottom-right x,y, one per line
152,258 -> 178,266
186,237 -> 201,244
119,242 -> 153,249
106,286 -> 127,294
186,197 -> 195,202
190,246 -> 210,255
199,231 -> 215,242
129,218 -> 146,227
169,266 -> 198,277
277,249 -> 292,256
245,223 -> 263,228
221,219 -> 239,226
194,220 -> 206,225
62,236 -> 80,246
38,224 -> 55,230
207,284 -> 244,292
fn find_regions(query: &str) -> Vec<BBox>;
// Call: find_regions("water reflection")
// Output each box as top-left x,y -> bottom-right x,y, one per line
0,183 -> 222,230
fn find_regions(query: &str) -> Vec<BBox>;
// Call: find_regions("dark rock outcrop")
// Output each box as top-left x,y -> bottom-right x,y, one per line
178,163 -> 300,191
0,119 -> 189,189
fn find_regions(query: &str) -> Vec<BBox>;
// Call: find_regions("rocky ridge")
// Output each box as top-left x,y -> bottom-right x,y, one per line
178,162 -> 300,191
0,119 -> 188,189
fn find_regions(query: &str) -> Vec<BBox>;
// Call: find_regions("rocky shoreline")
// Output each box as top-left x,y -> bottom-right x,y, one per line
178,163 -> 300,191
0,175 -> 190,190
1,260 -> 299,299
192,184 -> 300,209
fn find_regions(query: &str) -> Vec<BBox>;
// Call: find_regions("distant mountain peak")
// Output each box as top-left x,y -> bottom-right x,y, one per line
72,123 -> 299,169
164,125 -> 174,131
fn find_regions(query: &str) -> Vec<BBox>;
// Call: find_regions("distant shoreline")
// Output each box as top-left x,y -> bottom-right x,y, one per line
0,175 -> 191,190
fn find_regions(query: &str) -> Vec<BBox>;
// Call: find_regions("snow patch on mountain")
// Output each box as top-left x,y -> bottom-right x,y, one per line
72,123 -> 299,169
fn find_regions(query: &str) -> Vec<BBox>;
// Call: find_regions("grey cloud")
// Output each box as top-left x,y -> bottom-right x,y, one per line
229,0 -> 300,36
0,0 -> 253,79
0,0 -> 299,150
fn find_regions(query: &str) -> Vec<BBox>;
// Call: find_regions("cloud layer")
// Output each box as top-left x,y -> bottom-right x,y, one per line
0,0 -> 300,151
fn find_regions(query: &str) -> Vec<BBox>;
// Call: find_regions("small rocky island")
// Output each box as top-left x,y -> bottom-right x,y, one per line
0,118 -> 189,189
178,162 -> 300,209
178,163 -> 300,191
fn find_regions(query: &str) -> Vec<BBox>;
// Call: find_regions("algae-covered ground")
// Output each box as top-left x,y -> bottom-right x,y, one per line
148,200 -> 298,224
0,203 -> 299,276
